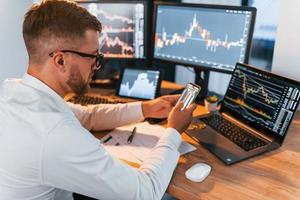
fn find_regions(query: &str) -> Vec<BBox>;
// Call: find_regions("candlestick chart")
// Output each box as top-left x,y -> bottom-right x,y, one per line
223,66 -> 287,129
81,3 -> 145,58
223,64 -> 300,136
154,6 -> 254,71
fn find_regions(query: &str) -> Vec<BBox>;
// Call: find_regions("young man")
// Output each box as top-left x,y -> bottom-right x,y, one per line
0,1 -> 196,200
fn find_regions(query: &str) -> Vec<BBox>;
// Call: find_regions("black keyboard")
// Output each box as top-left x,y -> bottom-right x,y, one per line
201,114 -> 267,151
67,95 -> 125,106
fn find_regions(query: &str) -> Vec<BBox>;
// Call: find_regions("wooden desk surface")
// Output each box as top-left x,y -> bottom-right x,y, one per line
169,108 -> 300,200
89,81 -> 300,200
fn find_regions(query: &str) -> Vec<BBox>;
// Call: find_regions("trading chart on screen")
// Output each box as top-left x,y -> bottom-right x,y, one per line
223,64 -> 300,136
119,69 -> 160,99
154,5 -> 254,71
81,3 -> 145,58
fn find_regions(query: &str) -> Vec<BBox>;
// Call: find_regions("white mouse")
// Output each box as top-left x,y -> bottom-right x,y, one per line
185,162 -> 211,182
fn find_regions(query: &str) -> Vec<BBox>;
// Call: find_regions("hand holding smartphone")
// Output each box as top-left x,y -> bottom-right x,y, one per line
177,83 -> 201,111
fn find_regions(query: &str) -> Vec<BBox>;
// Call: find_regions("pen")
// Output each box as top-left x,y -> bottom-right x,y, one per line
102,135 -> 112,143
127,127 -> 136,144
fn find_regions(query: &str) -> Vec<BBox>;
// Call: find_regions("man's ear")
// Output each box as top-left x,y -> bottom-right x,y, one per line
58,59 -> 64,65
53,53 -> 66,72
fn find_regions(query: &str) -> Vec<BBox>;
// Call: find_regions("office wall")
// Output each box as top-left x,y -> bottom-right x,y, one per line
272,0 -> 300,110
181,0 -> 241,5
0,0 -> 32,82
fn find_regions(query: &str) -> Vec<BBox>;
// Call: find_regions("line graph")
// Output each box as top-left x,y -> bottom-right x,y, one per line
155,14 -> 245,53
223,65 -> 291,133
223,64 -> 300,137
81,3 -> 144,58
119,70 -> 160,99
102,25 -> 134,33
235,69 -> 281,105
88,5 -> 134,24
120,73 -> 156,98
226,97 -> 272,120
99,32 -> 134,58
225,68 -> 285,120
154,5 -> 254,70
223,100 -> 273,126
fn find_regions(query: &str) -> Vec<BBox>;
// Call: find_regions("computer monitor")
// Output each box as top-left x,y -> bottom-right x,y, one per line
79,1 -> 146,59
153,3 -> 256,73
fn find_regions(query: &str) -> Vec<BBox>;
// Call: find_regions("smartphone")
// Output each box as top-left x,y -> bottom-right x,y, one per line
177,83 -> 201,111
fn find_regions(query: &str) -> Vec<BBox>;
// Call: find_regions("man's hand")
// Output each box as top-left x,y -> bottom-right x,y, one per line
167,102 -> 196,133
141,95 -> 180,119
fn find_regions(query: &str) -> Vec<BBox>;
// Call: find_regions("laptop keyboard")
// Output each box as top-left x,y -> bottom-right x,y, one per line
201,114 -> 268,151
67,95 -> 125,106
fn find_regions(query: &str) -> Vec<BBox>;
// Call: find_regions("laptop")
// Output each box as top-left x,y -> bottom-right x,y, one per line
65,67 -> 162,105
186,63 -> 300,165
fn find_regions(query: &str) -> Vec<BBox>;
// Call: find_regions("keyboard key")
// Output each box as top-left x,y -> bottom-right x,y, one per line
67,95 -> 125,106
200,115 -> 267,151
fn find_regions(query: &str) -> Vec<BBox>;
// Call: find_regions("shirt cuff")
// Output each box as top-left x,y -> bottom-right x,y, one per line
157,127 -> 182,150
126,101 -> 145,120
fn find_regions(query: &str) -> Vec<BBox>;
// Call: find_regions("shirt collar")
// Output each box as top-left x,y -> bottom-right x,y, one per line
21,73 -> 71,113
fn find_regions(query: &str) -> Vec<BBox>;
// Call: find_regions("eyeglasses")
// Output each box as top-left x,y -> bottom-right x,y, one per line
49,50 -> 104,69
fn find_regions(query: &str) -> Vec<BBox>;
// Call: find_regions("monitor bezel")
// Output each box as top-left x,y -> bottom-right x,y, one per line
77,0 -> 148,60
220,62 -> 300,145
116,66 -> 162,100
152,2 -> 257,74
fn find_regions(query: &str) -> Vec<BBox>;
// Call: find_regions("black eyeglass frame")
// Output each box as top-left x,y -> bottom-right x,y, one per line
49,50 -> 104,69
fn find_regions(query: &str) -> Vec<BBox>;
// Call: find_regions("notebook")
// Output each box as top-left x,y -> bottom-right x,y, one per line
186,63 -> 300,165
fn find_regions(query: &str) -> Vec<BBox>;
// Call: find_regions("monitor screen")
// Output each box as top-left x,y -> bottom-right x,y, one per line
79,1 -> 145,59
153,4 -> 256,72
221,63 -> 300,143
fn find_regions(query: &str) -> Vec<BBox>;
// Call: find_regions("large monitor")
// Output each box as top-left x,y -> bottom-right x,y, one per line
79,1 -> 146,59
153,3 -> 256,73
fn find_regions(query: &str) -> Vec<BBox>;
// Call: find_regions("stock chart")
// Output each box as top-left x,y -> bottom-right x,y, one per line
223,65 -> 300,136
81,3 -> 145,58
119,69 -> 160,99
154,5 -> 254,71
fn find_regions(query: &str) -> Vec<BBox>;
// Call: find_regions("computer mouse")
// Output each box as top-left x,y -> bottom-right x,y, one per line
185,162 -> 211,182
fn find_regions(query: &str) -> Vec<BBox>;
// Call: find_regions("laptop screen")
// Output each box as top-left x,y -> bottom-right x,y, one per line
221,63 -> 300,144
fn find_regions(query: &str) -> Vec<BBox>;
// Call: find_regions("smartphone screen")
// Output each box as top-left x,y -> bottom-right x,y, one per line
177,83 -> 201,110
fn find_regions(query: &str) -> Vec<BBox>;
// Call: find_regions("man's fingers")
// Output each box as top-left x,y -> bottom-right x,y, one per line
174,102 -> 184,111
161,95 -> 180,104
186,103 -> 197,113
175,103 -> 196,112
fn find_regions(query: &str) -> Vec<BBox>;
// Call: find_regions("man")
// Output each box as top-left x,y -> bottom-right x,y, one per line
0,0 -> 196,200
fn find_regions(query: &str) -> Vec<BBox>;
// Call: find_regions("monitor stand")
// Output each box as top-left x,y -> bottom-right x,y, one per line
170,67 -> 209,105
194,68 -> 209,99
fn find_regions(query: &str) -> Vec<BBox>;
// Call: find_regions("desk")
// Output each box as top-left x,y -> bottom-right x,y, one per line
169,109 -> 300,200
90,81 -> 300,200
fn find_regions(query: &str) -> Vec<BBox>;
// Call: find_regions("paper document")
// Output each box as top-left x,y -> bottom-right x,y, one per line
101,122 -> 196,164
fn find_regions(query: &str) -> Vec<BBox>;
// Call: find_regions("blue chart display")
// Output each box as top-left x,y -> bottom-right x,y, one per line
119,69 -> 160,99
154,5 -> 254,71
223,64 -> 300,136
80,2 -> 145,58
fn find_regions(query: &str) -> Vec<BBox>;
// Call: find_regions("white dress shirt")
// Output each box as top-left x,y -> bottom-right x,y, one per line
0,74 -> 182,200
